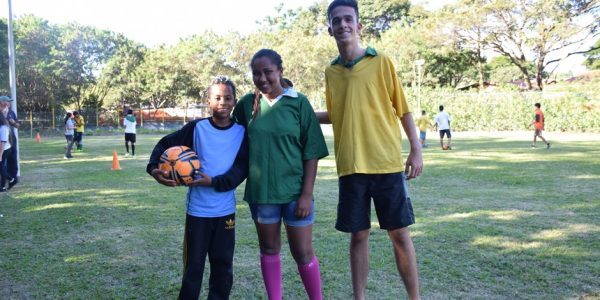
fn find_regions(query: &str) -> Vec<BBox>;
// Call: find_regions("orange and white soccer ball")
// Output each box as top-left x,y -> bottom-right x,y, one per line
158,146 -> 200,185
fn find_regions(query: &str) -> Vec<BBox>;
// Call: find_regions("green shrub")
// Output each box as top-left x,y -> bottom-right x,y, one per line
406,87 -> 600,132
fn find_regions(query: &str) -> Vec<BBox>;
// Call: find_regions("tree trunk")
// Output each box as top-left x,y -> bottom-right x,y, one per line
536,53 -> 545,90
477,30 -> 484,92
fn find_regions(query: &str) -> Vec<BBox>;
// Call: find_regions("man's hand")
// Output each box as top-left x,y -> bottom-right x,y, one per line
186,172 -> 212,187
150,168 -> 178,187
400,113 -> 424,180
405,148 -> 423,180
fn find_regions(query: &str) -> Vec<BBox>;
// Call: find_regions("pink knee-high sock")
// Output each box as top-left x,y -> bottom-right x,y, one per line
260,253 -> 282,300
297,256 -> 323,300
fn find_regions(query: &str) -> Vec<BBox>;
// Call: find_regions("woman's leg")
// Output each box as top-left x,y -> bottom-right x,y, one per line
65,135 -> 74,157
287,225 -> 322,300
256,222 -> 282,300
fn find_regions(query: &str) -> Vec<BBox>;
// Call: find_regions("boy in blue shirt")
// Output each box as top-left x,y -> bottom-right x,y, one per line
147,76 -> 248,299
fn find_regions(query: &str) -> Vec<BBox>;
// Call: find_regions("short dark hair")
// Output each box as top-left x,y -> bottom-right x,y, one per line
205,75 -> 237,100
421,110 -> 426,115
73,111 -> 79,115
534,103 -> 541,108
127,109 -> 133,115
439,105 -> 444,111
327,0 -> 359,22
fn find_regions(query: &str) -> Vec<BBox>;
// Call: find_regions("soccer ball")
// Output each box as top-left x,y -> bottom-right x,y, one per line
158,146 -> 200,185
442,145 -> 450,150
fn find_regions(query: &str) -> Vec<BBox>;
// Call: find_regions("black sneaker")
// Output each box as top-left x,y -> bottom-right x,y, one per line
546,143 -> 551,149
7,178 -> 18,190
0,187 -> 7,193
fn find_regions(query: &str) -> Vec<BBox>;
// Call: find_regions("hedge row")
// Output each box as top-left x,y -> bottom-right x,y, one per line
405,87 -> 599,132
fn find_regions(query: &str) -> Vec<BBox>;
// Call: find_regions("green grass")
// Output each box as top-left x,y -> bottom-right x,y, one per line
1,130 -> 599,299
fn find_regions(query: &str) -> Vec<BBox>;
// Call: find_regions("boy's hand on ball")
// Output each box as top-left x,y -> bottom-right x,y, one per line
187,173 -> 212,187
151,169 -> 177,187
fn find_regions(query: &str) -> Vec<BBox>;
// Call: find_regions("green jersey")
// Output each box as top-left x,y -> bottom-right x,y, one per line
233,89 -> 328,204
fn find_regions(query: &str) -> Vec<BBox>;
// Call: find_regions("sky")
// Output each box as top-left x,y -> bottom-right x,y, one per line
1,0 -> 450,47
0,0 -> 590,74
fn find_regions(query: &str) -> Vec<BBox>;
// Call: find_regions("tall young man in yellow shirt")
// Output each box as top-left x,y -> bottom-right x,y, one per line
316,1 -> 423,299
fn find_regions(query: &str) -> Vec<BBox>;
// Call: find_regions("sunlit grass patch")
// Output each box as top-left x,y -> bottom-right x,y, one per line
1,132 -> 599,299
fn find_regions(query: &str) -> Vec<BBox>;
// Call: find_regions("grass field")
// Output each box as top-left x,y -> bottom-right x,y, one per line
1,129 -> 599,299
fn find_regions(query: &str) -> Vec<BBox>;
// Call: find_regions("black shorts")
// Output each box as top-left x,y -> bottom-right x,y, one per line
439,129 -> 451,138
336,172 -> 415,233
125,133 -> 136,143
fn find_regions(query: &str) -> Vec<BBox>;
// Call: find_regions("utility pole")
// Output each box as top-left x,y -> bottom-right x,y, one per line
7,0 -> 20,176
415,59 -> 425,113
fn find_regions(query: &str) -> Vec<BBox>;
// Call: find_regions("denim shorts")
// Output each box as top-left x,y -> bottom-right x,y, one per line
419,131 -> 427,140
249,200 -> 314,227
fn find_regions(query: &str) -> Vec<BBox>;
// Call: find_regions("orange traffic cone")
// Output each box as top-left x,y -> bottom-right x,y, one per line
111,150 -> 121,170
36,132 -> 41,143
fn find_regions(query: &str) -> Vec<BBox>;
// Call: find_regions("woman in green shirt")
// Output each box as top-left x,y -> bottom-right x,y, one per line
233,49 -> 328,300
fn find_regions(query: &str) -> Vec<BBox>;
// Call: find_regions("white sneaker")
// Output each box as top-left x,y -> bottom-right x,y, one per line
125,153 -> 130,157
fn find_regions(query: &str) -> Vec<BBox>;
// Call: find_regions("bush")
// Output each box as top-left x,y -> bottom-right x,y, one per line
406,87 -> 600,132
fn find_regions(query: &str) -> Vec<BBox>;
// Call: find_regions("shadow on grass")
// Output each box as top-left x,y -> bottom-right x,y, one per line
1,134 -> 598,299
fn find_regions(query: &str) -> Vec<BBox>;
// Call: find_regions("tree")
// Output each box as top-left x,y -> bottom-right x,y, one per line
52,23 -> 121,112
485,0 -> 600,90
442,0 -> 491,90
97,35 -> 146,111
13,15 -> 58,114
0,19 -> 9,93
360,0 -> 411,38
583,38 -> 600,69
487,55 -> 536,86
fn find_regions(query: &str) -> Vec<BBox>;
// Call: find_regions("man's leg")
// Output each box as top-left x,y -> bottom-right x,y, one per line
350,229 -> 370,300
388,227 -> 420,300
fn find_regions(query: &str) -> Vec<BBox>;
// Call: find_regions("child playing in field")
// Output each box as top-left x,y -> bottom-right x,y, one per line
531,102 -> 550,149
434,105 -> 452,150
415,110 -> 431,147
315,1 -> 423,299
72,111 -> 85,151
146,75 -> 248,299
233,49 -> 328,300
64,112 -> 75,159
123,109 -> 137,157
